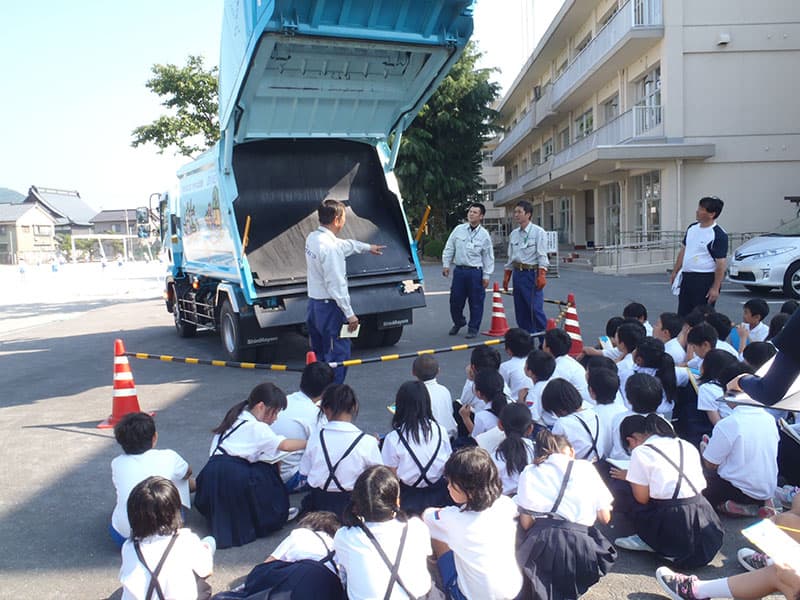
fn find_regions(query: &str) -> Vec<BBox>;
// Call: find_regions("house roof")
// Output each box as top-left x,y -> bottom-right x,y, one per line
0,203 -> 36,222
24,186 -> 96,227
91,209 -> 138,223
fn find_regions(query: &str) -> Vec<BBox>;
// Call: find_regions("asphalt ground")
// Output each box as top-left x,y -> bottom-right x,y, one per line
0,260 -> 789,599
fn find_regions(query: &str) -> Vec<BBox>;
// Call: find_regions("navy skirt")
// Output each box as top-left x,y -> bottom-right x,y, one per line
634,494 -> 723,568
195,455 -> 289,549
300,487 -> 352,520
211,560 -> 345,600
516,518 -> 616,600
399,478 -> 451,515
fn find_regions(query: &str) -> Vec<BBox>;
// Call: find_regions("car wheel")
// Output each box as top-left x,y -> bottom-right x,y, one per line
220,300 -> 255,362
783,262 -> 800,299
172,286 -> 196,338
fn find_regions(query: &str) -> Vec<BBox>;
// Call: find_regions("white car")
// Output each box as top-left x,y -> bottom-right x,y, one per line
727,216 -> 800,298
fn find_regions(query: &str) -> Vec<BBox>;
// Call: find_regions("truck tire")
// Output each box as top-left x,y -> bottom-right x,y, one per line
783,262 -> 800,299
172,286 -> 196,338
220,300 -> 255,362
382,326 -> 404,346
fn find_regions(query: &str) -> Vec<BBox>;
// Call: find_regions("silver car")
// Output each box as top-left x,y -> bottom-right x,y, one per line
727,216 -> 800,298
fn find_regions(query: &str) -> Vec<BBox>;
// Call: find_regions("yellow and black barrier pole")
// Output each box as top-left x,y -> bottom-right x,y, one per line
124,352 -> 304,372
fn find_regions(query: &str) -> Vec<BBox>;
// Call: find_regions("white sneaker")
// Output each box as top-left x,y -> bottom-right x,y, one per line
614,534 -> 655,552
737,547 -> 772,572
287,507 -> 300,522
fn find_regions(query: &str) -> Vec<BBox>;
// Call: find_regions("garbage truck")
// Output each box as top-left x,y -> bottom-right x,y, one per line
161,0 -> 476,361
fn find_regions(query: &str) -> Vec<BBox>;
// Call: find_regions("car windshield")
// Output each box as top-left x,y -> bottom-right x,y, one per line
767,216 -> 800,236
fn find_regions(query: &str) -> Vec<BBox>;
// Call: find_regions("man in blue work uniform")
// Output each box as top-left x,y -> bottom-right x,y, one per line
305,199 -> 385,383
442,203 -> 495,338
502,200 -> 549,335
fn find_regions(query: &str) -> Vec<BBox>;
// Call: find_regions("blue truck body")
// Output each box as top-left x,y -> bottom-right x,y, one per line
163,0 -> 475,360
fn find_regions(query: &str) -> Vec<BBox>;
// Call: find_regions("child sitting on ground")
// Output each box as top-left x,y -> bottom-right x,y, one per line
499,328 -> 534,404
654,312 -> 687,365
524,349 -> 557,428
459,369 -> 508,439
110,412 -> 194,547
412,355 -> 458,440
423,447 -> 523,600
547,379 -> 606,463
581,316 -> 625,362
732,298 -> 771,354
624,302 -> 653,336
119,476 -> 214,600
544,328 -> 591,403
695,349 -> 739,425
588,367 -> 626,459
492,403 -> 535,495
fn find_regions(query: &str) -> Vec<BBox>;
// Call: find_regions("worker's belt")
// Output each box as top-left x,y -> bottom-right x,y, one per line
513,262 -> 539,271
454,265 -> 481,270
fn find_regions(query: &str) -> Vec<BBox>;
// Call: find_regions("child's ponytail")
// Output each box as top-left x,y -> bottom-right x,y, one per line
636,337 -> 677,403
474,369 -> 506,417
495,404 -> 533,476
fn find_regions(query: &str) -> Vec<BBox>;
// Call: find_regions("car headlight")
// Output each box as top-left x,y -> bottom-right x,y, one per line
745,247 -> 796,260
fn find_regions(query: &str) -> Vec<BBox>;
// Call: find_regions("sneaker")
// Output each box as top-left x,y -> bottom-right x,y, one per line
775,484 -> 800,508
287,507 -> 300,522
737,547 -> 771,572
614,534 -> 655,552
448,325 -> 463,335
655,566 -> 708,600
719,500 -> 760,517
465,329 -> 478,339
757,499 -> 777,519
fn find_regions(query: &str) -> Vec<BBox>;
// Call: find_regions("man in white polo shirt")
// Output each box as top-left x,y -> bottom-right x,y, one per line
670,196 -> 728,316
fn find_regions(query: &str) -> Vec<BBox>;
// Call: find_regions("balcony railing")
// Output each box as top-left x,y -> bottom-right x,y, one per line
494,103 -> 537,163
634,103 -> 662,135
533,83 -> 555,127
551,0 -> 663,105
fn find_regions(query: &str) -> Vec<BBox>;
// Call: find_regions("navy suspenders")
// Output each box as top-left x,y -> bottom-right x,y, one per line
575,414 -> 600,461
212,420 -> 247,456
396,425 -> 442,488
549,460 -> 575,515
320,429 -> 366,492
358,521 -> 417,600
311,530 -> 337,572
134,532 -> 178,600
644,441 -> 699,499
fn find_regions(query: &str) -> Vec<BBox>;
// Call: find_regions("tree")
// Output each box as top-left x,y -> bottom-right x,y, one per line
131,55 -> 219,158
394,42 -> 500,239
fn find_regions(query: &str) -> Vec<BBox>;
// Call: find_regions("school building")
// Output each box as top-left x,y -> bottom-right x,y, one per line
491,0 -> 800,271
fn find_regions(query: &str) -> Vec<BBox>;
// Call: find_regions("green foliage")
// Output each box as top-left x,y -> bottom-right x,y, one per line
74,238 -> 98,260
131,55 -> 219,157
423,238 -> 446,260
395,42 -> 500,238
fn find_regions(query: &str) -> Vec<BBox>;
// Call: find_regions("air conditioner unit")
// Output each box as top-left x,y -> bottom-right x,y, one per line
533,85 -> 542,100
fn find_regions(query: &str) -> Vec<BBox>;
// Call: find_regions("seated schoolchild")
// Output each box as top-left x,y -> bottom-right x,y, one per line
499,328 -> 534,404
654,312 -> 687,365
412,355 -> 458,439
588,367 -> 626,458
524,349 -> 556,427
695,349 -> 739,425
543,328 -> 591,403
459,369 -> 508,439
624,301 -> 653,337
491,403 -> 535,495
546,379 -> 606,463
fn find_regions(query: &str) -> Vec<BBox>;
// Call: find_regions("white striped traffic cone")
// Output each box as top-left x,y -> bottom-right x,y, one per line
565,293 -> 584,357
483,282 -> 510,337
98,339 -> 149,428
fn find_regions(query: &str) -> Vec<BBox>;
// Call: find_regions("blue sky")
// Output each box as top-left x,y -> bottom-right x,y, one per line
0,1 -> 541,211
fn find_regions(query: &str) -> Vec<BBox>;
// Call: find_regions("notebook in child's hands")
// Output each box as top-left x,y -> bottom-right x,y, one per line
718,356 -> 800,411
742,518 -> 800,572
606,458 -> 631,471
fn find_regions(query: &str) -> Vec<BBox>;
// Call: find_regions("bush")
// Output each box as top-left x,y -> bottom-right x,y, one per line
423,238 -> 445,259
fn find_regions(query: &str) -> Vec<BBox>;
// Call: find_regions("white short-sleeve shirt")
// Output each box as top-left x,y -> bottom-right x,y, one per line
703,406 -> 779,500
515,454 -> 613,526
120,529 -> 213,600
299,421 -> 382,491
111,449 -> 190,538
472,409 -> 500,438
333,518 -> 432,600
460,379 -> 514,412
424,379 -> 457,438
748,321 -> 769,343
697,381 -> 732,419
381,423 -> 451,487
271,391 -> 326,481
552,408 -> 606,461
423,496 -> 522,600
665,338 -> 687,365
553,356 -> 591,403
492,438 -> 536,495
209,410 -> 286,463
626,435 -> 707,499
270,527 -> 336,572
526,379 -> 549,424
500,356 -> 533,402
594,402 -> 628,460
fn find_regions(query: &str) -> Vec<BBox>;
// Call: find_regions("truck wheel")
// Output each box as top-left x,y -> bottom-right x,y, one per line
783,262 -> 800,299
172,287 -> 196,338
220,300 -> 254,362
256,344 -> 278,365
382,326 -> 404,346
352,324 -> 383,349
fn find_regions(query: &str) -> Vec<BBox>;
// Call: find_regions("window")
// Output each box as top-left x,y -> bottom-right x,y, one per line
543,138 -> 554,161
21,225 -> 30,233
531,148 -> 541,165
603,94 -> 620,123
635,66 -> 662,132
600,183 -> 621,245
574,33 -> 592,55
632,170 -> 661,236
34,225 -> 51,235
599,4 -> 619,26
574,109 -> 594,140
556,58 -> 568,77
557,197 -> 572,244
557,126 -> 570,152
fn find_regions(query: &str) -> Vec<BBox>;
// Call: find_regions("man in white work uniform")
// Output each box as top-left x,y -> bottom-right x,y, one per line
305,199 -> 384,383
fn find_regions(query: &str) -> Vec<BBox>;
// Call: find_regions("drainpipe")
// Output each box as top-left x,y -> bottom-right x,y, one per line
675,159 -> 682,264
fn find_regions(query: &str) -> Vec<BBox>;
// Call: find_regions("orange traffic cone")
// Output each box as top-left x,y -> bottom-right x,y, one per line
305,350 -> 318,365
98,339 -> 149,429
564,293 -> 584,357
483,282 -> 510,337
546,318 -> 558,331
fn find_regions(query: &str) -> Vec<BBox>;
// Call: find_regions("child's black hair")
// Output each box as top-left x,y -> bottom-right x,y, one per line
658,312 -> 685,339
718,361 -> 755,388
635,337 -> 677,404
541,379 -> 583,417
685,305 -> 715,328
768,313 -> 790,341
533,429 -> 572,464
619,413 -> 676,454
606,316 -> 625,338
320,383 -> 359,420
495,404 -> 533,477
114,412 -> 156,455
623,302 -> 648,321
744,298 -> 770,321
300,361 -> 335,398
686,323 -> 718,348
213,382 -> 288,434
699,349 -> 739,385
781,299 -> 799,315
412,354 -> 439,382
392,380 -> 433,444
526,349 -> 556,381
470,345 -> 502,372
543,328 -> 571,357
297,511 -> 341,538
444,447 -> 502,512
342,466 -> 403,527
127,476 -> 183,540
588,368 -> 620,405
706,312 -> 733,341
616,321 -> 646,353
742,341 -> 778,370
586,355 -> 618,374
504,328 -> 533,358
625,372 -> 664,414
474,368 -> 507,417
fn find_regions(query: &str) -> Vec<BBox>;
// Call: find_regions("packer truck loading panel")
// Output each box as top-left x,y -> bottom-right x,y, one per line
162,0 -> 476,361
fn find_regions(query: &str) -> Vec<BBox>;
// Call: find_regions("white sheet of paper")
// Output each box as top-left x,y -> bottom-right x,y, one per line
742,519 -> 800,571
339,323 -> 361,338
